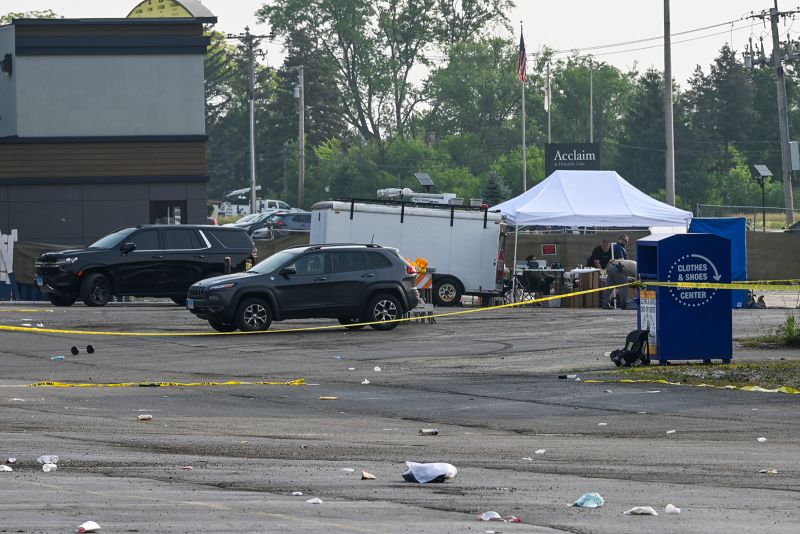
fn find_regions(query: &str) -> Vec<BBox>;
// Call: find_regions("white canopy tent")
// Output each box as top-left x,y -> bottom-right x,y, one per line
492,170 -> 693,228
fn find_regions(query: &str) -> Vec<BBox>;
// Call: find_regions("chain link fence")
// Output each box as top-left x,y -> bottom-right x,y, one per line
696,204 -> 800,232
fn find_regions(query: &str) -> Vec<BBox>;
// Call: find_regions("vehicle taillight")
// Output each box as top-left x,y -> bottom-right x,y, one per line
406,265 -> 416,275
496,249 -> 505,283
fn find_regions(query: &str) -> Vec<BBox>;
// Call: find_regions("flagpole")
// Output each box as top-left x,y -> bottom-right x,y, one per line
546,62 -> 551,143
512,24 -> 527,303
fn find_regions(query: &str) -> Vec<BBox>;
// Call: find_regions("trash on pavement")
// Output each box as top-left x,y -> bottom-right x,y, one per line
623,506 -> 658,515
86,345 -> 95,354
37,455 -> 58,464
665,504 -> 681,514
361,379 -> 370,385
305,497 -> 323,504
373,366 -> 381,372
572,492 -> 604,508
361,470 -> 376,480
0,465 -> 12,472
137,414 -> 153,422
759,468 -> 778,474
319,396 -> 338,400
402,461 -> 457,483
419,428 -> 439,435
604,390 -> 613,394
757,437 -> 767,442
340,468 -> 355,473
181,466 -> 193,471
7,457 -> 16,463
71,346 -> 80,355
534,449 -> 546,455
666,430 -> 676,434
76,520 -> 101,533
478,511 -> 521,522
348,367 -> 356,371
291,491 -> 303,496
334,355 -> 342,360
42,463 -> 58,472
597,422 -> 607,426
51,355 -> 65,361
521,457 -> 533,461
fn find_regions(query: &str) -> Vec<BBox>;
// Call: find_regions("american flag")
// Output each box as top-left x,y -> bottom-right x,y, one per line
518,34 -> 527,82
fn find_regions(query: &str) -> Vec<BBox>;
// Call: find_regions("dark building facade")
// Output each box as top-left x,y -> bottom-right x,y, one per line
0,16 -> 215,245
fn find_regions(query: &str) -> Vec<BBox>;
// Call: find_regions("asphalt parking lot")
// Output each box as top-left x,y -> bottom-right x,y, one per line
1,302 -> 799,533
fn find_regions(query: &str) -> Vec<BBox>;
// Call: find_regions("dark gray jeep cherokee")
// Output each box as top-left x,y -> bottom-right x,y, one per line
186,243 -> 419,332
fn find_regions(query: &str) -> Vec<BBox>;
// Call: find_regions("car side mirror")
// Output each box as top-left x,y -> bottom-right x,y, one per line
120,242 -> 136,255
280,266 -> 296,276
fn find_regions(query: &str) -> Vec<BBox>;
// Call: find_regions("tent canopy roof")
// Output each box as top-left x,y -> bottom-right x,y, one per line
491,170 -> 692,227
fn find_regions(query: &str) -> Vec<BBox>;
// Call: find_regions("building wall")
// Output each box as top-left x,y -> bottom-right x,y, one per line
16,55 -> 205,137
0,26 -> 17,137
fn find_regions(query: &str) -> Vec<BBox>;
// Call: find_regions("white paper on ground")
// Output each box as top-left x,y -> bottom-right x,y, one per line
623,506 -> 659,515
403,461 -> 457,483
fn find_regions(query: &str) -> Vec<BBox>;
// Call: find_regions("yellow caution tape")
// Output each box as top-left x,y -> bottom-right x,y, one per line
27,378 -> 305,388
0,284 -> 628,337
583,378 -> 800,395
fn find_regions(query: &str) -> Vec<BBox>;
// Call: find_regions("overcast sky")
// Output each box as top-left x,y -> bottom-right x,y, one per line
1,0 -> 786,85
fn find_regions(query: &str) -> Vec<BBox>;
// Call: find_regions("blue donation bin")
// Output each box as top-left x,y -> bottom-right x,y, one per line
636,233 -> 732,365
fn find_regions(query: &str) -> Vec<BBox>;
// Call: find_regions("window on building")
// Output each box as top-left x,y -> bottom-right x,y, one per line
150,201 -> 187,224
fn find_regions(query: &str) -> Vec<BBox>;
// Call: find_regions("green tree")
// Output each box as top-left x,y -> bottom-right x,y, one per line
483,170 -> 512,205
0,9 -> 59,24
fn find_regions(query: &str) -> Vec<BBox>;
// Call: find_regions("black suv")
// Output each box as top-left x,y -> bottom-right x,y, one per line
186,244 -> 419,332
35,225 -> 258,307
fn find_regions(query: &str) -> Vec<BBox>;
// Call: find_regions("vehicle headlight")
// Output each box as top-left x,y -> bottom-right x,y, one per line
209,282 -> 236,291
56,257 -> 79,266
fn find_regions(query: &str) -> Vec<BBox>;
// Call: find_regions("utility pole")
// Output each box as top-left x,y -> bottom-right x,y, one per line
589,57 -> 593,143
770,2 -> 795,226
663,0 -> 676,206
291,65 -> 305,208
226,28 -> 267,214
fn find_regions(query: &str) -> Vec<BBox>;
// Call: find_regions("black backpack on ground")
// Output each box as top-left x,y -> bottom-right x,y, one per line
609,329 -> 650,367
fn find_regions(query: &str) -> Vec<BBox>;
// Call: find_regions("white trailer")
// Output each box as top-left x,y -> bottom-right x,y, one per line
311,200 -> 506,306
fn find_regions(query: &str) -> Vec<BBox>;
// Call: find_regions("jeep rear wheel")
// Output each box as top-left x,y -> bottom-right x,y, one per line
80,273 -> 111,307
367,293 -> 402,331
235,297 -> 272,332
338,317 -> 365,330
48,294 -> 76,307
433,277 -> 462,307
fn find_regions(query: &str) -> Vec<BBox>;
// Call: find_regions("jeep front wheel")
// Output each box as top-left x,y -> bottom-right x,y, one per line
367,294 -> 402,331
80,273 -> 111,307
235,297 -> 272,332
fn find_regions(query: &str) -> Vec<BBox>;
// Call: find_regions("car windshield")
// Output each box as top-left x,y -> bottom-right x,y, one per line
234,214 -> 258,224
88,228 -> 135,249
248,250 -> 299,274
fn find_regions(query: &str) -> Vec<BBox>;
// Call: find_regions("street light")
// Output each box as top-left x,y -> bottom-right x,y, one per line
753,164 -> 772,232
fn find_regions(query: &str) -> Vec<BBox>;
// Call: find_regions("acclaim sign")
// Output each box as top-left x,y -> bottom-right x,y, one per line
545,143 -> 600,176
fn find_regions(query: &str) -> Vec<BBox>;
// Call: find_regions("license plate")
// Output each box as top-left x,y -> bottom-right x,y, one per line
35,277 -> 44,286
186,298 -> 194,309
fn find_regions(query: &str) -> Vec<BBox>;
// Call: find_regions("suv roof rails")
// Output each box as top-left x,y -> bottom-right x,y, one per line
286,243 -> 383,251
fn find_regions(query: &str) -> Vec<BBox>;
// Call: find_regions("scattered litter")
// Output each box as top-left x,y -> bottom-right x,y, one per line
0,465 -> 12,472
566,374 -> 577,379
534,449 -> 546,455
665,504 -> 681,514
572,492 -> 604,508
340,468 -> 355,473
42,463 -> 58,472
666,430 -> 676,434
361,470 -> 376,480
623,506 -> 658,515
419,428 -> 439,435
37,455 -> 58,464
647,390 -> 661,394
402,461 -> 457,483
348,367 -> 356,371
319,396 -> 338,400
21,323 -> 32,327
373,366 -> 381,372
757,437 -> 767,442
12,398 -> 24,402
597,422 -> 607,426
521,457 -> 533,461
291,491 -> 303,496
7,457 -> 16,463
604,390 -> 613,394
575,377 -> 582,382
181,466 -> 193,471
36,323 -> 44,328
51,355 -> 65,361
478,511 -> 521,522
751,408 -> 759,411
86,345 -> 95,354
71,346 -> 80,355
137,414 -> 153,422
759,468 -> 778,474
361,379 -> 370,385
334,355 -> 342,360
305,497 -> 323,504
637,411 -> 647,414
76,521 -> 101,533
